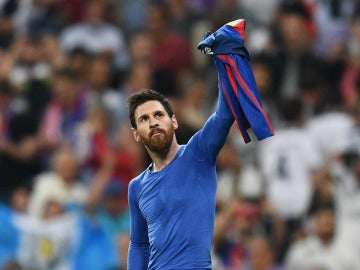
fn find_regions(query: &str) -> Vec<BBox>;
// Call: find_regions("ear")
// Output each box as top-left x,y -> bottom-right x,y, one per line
131,128 -> 142,142
171,115 -> 179,130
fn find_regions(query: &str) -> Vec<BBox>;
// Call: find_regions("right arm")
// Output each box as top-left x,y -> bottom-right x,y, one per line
127,181 -> 149,269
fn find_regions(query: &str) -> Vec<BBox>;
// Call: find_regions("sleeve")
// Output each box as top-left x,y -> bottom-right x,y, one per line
188,77 -> 234,164
127,181 -> 149,269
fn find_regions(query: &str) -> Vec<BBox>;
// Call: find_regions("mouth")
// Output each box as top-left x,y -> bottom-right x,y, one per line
150,128 -> 164,137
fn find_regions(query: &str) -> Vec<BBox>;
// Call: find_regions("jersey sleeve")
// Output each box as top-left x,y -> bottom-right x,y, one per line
188,78 -> 234,164
127,181 -> 149,269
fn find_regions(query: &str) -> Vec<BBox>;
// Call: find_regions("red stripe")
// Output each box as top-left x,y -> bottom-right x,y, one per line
225,65 -> 239,98
227,19 -> 247,41
220,77 -> 250,143
234,19 -> 246,41
225,63 -> 250,130
225,64 -> 251,130
218,55 -> 274,134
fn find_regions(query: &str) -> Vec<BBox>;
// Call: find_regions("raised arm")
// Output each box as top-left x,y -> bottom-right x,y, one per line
188,78 -> 234,164
127,181 -> 149,269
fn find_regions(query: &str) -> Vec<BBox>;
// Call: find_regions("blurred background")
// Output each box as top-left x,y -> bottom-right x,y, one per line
1,0 -> 360,269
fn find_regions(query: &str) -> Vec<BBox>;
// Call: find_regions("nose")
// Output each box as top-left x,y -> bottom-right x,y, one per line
149,116 -> 159,128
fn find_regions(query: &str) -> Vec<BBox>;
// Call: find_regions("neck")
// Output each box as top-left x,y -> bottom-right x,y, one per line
150,139 -> 180,172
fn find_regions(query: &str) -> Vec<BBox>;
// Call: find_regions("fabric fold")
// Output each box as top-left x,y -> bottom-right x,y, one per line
198,19 -> 274,143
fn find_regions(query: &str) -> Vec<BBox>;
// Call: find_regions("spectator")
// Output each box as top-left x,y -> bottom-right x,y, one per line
258,98 -> 323,260
340,9 -> 360,110
213,198 -> 282,269
147,3 -> 193,84
250,53 -> 280,127
332,151 -> 360,252
165,0 -> 198,39
0,0 -> 19,49
73,104 -> 110,176
84,55 -> 128,139
9,186 -> 29,214
270,0 -> 319,100
178,74 -> 211,131
21,0 -> 68,35
306,110 -> 355,162
113,0 -> 149,36
285,203 -> 360,270
1,260 -> 22,270
247,235 -> 286,270
216,141 -> 243,203
96,181 -> 130,270
127,30 -> 154,64
0,80 -> 43,203
211,0 -> 254,31
0,167 -> 119,270
111,124 -> 146,186
311,0 -> 355,59
28,147 -> 88,218
60,0 -> 129,71
38,67 -> 88,155
66,47 -> 90,83
119,60 -> 154,98
0,35 -> 52,128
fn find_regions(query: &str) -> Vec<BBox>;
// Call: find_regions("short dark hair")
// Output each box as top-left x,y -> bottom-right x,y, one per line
127,88 -> 174,128
279,0 -> 311,20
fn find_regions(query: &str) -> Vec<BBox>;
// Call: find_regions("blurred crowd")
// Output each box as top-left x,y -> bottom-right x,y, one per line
1,0 -> 360,269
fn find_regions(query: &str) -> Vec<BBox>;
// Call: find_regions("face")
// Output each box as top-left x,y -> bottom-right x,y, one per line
315,209 -> 335,240
249,238 -> 274,270
280,14 -> 310,53
87,57 -> 110,89
130,33 -> 154,62
53,150 -> 78,183
42,200 -> 64,219
132,100 -> 178,156
52,76 -> 78,106
84,1 -> 104,24
11,187 -> 29,213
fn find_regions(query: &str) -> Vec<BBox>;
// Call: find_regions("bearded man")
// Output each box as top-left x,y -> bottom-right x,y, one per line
126,85 -> 234,270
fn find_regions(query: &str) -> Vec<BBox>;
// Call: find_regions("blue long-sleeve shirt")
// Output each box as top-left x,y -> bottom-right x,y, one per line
198,19 -> 274,143
127,81 -> 234,269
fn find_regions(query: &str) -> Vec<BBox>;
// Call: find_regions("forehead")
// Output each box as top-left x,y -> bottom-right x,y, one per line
134,100 -> 165,118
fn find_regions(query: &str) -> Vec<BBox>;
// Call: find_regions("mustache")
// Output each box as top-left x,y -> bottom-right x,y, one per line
149,128 -> 165,137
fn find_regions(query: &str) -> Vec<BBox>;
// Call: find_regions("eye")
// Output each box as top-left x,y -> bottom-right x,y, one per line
154,112 -> 164,118
139,116 -> 148,123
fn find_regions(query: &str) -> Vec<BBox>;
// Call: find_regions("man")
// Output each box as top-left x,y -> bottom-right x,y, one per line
247,236 -> 286,270
285,204 -> 360,270
126,87 -> 234,269
126,18 -> 273,269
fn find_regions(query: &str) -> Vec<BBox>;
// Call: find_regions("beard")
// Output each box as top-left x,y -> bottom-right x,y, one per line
141,127 -> 174,157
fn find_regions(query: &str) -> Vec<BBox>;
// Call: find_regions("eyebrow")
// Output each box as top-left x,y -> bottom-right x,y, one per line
137,110 -> 164,121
